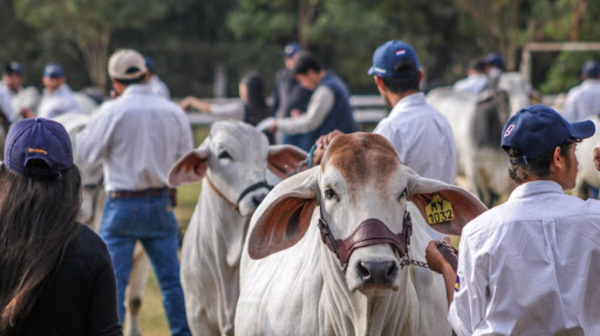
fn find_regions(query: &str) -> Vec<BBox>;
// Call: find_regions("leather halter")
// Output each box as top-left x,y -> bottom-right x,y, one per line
205,176 -> 272,213
318,206 -> 413,272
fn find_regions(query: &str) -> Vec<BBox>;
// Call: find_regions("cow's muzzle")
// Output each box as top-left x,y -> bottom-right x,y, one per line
318,206 -> 413,273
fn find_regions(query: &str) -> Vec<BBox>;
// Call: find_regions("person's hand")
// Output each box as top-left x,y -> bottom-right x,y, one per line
180,96 -> 211,113
312,130 -> 344,165
594,147 -> 600,172
19,108 -> 35,119
425,237 -> 453,275
255,117 -> 276,133
290,109 -> 302,118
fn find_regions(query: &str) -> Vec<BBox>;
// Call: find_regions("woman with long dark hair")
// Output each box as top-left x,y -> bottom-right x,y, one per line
180,71 -> 273,129
0,118 -> 121,336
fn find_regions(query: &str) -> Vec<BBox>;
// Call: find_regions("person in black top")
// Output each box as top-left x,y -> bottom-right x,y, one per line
0,118 -> 121,336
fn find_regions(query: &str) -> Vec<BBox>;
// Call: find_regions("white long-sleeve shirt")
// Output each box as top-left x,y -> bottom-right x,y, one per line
0,82 -> 20,122
449,181 -> 600,335
373,92 -> 457,184
453,74 -> 489,94
275,85 -> 334,134
37,84 -> 81,119
562,79 -> 600,122
76,84 -> 193,191
147,75 -> 171,100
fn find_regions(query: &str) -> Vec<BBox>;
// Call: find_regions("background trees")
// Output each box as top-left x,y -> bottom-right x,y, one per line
1,0 -> 599,97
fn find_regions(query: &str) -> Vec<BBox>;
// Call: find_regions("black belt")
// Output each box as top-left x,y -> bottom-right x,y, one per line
109,188 -> 174,199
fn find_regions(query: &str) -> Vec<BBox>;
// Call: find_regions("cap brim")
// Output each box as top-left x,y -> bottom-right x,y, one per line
570,120 -> 595,139
367,65 -> 376,76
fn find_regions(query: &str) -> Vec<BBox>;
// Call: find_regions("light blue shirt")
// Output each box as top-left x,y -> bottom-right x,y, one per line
76,84 -> 193,191
37,84 -> 81,119
562,79 -> 600,122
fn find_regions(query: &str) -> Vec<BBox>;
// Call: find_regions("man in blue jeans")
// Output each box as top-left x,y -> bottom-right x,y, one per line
77,49 -> 193,335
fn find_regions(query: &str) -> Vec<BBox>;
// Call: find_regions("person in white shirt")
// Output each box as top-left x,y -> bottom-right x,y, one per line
483,52 -> 504,86
426,104 -> 600,336
144,55 -> 171,100
561,60 -> 600,122
0,62 -> 24,124
453,58 -> 488,94
76,49 -> 192,335
37,63 -> 81,119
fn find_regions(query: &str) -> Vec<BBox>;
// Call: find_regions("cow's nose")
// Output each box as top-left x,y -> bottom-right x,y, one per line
357,260 -> 398,285
252,193 -> 266,206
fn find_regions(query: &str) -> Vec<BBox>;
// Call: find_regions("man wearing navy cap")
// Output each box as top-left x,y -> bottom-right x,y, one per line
76,49 -> 192,335
562,59 -> 600,122
37,63 -> 81,119
144,55 -> 171,100
270,42 -> 313,150
453,58 -> 488,94
0,62 -> 24,123
483,51 -> 505,85
426,105 -> 600,335
368,40 -> 456,185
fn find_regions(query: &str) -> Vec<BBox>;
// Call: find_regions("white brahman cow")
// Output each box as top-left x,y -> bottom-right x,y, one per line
427,78 -> 517,206
167,120 -> 307,335
575,115 -> 600,199
235,132 -> 487,335
54,110 -> 150,336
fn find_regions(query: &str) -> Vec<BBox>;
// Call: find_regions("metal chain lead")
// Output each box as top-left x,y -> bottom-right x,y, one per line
400,257 -> 429,269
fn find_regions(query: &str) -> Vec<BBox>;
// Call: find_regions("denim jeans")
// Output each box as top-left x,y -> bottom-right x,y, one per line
100,194 -> 190,336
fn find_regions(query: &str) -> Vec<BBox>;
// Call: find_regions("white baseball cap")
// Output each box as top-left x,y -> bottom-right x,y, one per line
108,49 -> 147,80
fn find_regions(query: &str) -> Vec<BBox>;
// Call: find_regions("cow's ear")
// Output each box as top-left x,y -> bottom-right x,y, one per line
405,167 -> 487,236
167,148 -> 209,187
267,145 -> 308,178
248,167 -> 318,259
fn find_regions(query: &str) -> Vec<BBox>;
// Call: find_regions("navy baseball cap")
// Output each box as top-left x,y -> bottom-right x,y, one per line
368,40 -> 420,78
582,60 -> 600,78
4,118 -> 73,178
283,42 -> 302,58
3,62 -> 24,76
43,63 -> 65,78
144,55 -> 156,72
501,105 -> 594,164
484,52 -> 505,70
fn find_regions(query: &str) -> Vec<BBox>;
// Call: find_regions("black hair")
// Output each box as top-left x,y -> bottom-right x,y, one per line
469,58 -> 486,72
240,72 -> 270,126
503,140 -> 575,184
114,72 -> 147,86
0,164 -> 82,335
380,60 -> 420,94
292,52 -> 323,76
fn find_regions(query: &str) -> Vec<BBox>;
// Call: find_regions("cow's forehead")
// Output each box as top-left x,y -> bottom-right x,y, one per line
321,133 -> 401,187
210,121 -> 268,156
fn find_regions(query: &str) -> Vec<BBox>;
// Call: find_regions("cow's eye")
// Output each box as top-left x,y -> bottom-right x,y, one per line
398,188 -> 408,201
324,187 -> 337,200
218,150 -> 232,160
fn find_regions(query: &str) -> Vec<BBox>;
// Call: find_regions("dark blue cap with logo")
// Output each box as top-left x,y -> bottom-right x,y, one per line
501,104 -> 594,164
283,42 -> 302,58
368,40 -> 420,78
3,62 -> 24,76
582,60 -> 600,78
43,63 -> 65,78
4,118 -> 73,178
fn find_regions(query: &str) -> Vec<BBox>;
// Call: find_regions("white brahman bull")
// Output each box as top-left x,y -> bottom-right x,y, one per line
427,75 -> 520,206
167,120 -> 307,335
575,115 -> 600,199
235,132 -> 487,335
54,110 -> 150,336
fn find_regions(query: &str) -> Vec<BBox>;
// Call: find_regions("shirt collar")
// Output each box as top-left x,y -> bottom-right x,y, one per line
391,92 -> 426,115
508,180 -> 564,201
122,83 -> 152,97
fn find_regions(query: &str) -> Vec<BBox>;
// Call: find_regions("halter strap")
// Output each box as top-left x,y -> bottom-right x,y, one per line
205,176 -> 272,213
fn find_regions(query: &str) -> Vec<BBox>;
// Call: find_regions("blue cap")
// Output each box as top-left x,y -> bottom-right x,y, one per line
4,118 -> 73,178
144,55 -> 156,72
43,63 -> 65,78
501,105 -> 594,163
368,40 -> 420,78
283,42 -> 302,58
582,60 -> 600,78
484,52 -> 505,70
3,62 -> 24,76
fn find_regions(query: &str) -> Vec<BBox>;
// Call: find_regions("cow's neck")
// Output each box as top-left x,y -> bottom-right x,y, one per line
319,246 -> 420,336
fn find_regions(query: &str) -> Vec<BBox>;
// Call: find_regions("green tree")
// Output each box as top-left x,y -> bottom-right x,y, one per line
14,0 -> 172,92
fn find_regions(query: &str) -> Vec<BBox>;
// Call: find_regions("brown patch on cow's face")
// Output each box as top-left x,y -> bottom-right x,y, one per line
321,133 -> 400,191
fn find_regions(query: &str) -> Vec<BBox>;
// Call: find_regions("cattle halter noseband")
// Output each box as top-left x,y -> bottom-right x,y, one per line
205,176 -> 272,213
317,206 -> 413,272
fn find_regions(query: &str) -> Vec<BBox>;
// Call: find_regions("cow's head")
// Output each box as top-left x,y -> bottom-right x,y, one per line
167,120 -> 307,216
248,132 -> 486,296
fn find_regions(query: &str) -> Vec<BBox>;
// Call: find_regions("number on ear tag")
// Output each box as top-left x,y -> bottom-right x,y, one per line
425,193 -> 455,225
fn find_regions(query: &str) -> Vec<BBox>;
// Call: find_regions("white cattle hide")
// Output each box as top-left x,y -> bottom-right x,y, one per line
575,115 -> 600,198
167,120 -> 307,335
235,133 -> 487,335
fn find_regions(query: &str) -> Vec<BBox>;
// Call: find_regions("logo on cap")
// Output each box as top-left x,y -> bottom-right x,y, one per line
396,49 -> 406,56
28,148 -> 48,155
504,124 -> 515,137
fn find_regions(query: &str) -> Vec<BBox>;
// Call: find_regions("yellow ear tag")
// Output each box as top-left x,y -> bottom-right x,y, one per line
425,193 -> 455,225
